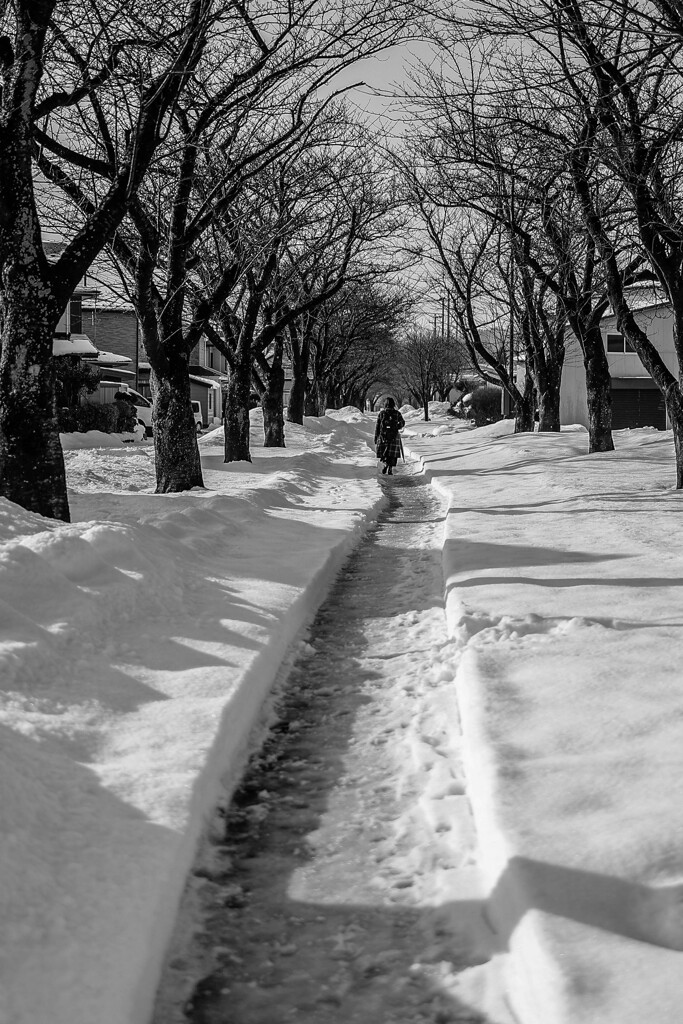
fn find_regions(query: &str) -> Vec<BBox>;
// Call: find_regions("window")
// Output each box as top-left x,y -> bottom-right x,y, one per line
69,297 -> 82,334
606,333 -> 636,353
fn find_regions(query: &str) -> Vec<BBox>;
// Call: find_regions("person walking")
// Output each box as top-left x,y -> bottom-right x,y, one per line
374,397 -> 405,476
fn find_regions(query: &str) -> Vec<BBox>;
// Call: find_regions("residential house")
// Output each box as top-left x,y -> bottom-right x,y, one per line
72,256 -> 147,391
560,285 -> 670,430
85,289 -> 222,423
188,335 -> 227,427
45,241 -> 224,425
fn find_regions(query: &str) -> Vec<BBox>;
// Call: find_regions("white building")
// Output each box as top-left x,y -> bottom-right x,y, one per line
560,287 -> 670,430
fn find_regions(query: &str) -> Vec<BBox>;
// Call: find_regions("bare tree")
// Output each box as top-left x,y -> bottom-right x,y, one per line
301,279 -> 412,414
450,0 -> 683,483
400,32 -> 661,450
0,0 -> 213,519
395,326 -> 465,421
31,0 -> 419,491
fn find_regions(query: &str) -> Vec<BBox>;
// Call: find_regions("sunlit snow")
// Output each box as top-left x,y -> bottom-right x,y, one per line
2,406 -> 682,1024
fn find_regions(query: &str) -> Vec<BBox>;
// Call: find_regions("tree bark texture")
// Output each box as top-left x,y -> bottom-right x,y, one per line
0,4 -> 70,520
582,329 -> 615,453
151,354 -> 204,492
0,306 -> 70,520
668,386 -> 683,490
261,338 -> 286,448
224,339 -> 252,463
536,374 -> 562,432
286,328 -> 310,425
513,376 -> 535,433
286,373 -> 306,425
310,379 -> 329,418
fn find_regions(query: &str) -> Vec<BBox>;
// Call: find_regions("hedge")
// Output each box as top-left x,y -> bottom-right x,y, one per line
58,400 -> 138,434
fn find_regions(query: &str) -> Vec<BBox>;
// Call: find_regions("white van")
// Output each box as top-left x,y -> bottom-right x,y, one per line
191,400 -> 203,433
98,382 -> 153,436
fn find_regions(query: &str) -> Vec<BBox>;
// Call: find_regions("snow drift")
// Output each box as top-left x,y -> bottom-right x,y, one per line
406,420 -> 683,1024
0,412 -> 382,1024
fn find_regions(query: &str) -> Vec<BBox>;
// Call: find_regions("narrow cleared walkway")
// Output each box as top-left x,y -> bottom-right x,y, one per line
153,475 -> 498,1024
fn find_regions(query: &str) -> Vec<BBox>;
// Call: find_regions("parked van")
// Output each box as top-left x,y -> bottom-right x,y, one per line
191,400 -> 203,433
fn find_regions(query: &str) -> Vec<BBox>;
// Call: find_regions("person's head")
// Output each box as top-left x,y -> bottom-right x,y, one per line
384,396 -> 395,409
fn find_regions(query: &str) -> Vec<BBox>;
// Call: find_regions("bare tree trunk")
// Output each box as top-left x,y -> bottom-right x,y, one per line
311,379 -> 329,417
537,371 -> 562,432
286,322 -> 310,425
583,329 -> 615,453
668,387 -> 683,489
0,24 -> 70,520
287,373 -> 306,425
151,353 -> 204,492
423,397 -> 430,421
0,305 -> 70,520
224,338 -> 252,463
262,337 -> 286,447
514,376 -> 535,432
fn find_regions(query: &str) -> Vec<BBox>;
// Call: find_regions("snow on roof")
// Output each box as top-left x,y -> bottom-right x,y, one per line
80,261 -> 134,312
603,284 -> 669,318
52,334 -> 98,357
189,373 -> 221,388
95,350 -> 132,366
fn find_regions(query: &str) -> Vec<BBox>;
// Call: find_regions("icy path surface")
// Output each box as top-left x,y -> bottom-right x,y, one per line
153,475 -> 507,1024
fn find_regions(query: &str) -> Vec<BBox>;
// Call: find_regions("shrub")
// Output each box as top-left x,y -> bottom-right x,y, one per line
54,356 -> 100,407
58,401 -> 137,434
467,385 -> 503,427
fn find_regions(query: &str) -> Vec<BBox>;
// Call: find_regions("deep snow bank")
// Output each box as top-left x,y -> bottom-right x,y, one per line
0,411 -> 383,1024
405,421 -> 683,1024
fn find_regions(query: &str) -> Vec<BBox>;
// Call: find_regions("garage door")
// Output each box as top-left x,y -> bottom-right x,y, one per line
611,387 -> 666,429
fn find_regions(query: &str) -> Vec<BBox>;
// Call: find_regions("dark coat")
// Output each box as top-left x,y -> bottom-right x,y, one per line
375,407 -> 405,464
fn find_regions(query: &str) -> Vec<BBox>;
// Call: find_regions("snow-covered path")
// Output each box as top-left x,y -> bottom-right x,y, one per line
153,475 -> 505,1024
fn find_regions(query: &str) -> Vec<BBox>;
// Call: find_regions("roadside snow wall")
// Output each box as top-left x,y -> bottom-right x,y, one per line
407,422 -> 683,1024
0,414 -> 383,1024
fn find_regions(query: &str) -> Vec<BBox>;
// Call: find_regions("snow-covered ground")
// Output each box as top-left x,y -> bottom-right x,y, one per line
406,416 -> 683,1024
0,410 -> 384,1024
153,473 -> 505,1024
4,403 -> 683,1024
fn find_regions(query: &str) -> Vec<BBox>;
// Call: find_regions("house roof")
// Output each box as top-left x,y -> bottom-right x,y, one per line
603,300 -> 670,321
52,334 -> 98,357
189,373 -> 222,390
603,284 -> 669,319
42,237 -> 135,312
95,350 -> 132,366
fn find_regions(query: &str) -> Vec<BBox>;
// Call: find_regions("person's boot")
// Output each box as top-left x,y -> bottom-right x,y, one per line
381,465 -> 387,474
387,467 -> 393,475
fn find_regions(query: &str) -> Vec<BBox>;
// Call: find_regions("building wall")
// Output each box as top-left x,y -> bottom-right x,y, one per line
190,381 -> 221,425
190,337 -> 229,375
560,334 -> 590,426
82,307 -> 143,367
560,303 -> 675,429
602,305 -> 676,377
